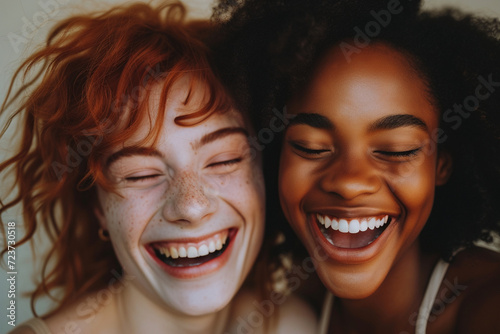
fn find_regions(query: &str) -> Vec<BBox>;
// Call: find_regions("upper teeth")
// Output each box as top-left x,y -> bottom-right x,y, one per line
317,215 -> 389,234
156,231 -> 228,259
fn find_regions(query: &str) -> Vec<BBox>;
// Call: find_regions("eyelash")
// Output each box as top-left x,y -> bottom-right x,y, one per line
124,174 -> 162,182
122,157 -> 243,183
290,142 -> 331,156
375,148 -> 421,157
291,142 -> 421,160
207,158 -> 242,168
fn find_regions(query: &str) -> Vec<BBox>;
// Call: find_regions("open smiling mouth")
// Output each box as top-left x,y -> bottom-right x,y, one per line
316,214 -> 392,249
150,229 -> 233,268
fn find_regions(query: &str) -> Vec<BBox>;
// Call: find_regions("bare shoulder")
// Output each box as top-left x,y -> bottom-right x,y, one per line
450,246 -> 500,287
273,293 -> 318,334
451,247 -> 500,333
228,289 -> 317,334
42,290 -> 118,334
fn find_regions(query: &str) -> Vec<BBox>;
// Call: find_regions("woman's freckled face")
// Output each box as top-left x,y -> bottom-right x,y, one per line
279,44 -> 451,298
95,77 -> 265,315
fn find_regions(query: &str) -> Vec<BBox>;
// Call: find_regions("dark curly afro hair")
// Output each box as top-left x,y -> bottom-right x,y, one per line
212,0 -> 500,261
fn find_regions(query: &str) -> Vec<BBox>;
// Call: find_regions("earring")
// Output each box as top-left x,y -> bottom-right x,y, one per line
98,228 -> 110,241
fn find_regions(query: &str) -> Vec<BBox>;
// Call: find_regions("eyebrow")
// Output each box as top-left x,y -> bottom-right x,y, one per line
287,112 -> 427,133
106,147 -> 163,167
106,127 -> 249,167
287,113 -> 334,130
193,127 -> 249,150
369,114 -> 428,132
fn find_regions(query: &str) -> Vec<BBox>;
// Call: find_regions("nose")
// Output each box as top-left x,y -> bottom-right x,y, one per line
319,152 -> 381,200
162,170 -> 217,224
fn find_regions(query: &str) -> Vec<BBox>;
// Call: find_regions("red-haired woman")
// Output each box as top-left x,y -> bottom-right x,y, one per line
1,2 -> 316,333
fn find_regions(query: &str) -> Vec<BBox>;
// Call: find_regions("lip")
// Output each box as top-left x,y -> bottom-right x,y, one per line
149,229 -> 230,249
308,210 -> 400,264
146,228 -> 238,279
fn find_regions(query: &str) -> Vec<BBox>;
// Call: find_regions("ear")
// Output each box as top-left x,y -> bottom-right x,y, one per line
436,150 -> 453,186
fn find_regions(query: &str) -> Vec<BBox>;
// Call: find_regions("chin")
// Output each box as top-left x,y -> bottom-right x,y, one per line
179,294 -> 233,316
316,263 -> 386,300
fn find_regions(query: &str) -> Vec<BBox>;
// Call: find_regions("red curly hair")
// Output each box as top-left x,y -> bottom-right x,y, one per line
0,1 -> 232,317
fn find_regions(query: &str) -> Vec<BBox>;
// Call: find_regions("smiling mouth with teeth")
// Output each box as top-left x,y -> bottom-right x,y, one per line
316,214 -> 392,249
150,230 -> 232,268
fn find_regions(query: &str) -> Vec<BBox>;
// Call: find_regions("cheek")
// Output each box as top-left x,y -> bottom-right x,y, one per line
278,153 -> 311,225
210,162 -> 265,214
99,191 -> 157,243
240,159 -> 265,198
389,157 -> 437,226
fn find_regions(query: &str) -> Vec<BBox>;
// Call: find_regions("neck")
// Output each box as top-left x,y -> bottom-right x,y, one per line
115,281 -> 229,334
334,242 -> 438,333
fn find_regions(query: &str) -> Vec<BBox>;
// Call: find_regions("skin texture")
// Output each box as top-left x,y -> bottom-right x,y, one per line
95,77 -> 265,317
11,77 -> 319,334
35,77 -> 267,334
279,43 -> 457,332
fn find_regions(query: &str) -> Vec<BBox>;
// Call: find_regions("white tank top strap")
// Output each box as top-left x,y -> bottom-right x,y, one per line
416,247 -> 467,334
16,317 -> 53,334
318,292 -> 334,334
415,259 -> 450,334
317,248 -> 469,334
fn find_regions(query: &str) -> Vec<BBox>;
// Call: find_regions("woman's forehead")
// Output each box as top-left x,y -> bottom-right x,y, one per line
146,76 -> 237,121
292,43 -> 438,130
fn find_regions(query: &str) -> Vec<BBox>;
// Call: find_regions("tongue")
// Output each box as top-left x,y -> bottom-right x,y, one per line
322,228 -> 381,249
165,256 -> 215,267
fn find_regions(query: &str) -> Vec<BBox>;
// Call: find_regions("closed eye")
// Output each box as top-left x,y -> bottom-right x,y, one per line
375,148 -> 422,158
289,142 -> 332,157
207,158 -> 242,168
124,174 -> 162,182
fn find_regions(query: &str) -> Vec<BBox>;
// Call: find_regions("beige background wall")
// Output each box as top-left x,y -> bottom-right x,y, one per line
1,0 -> 500,329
